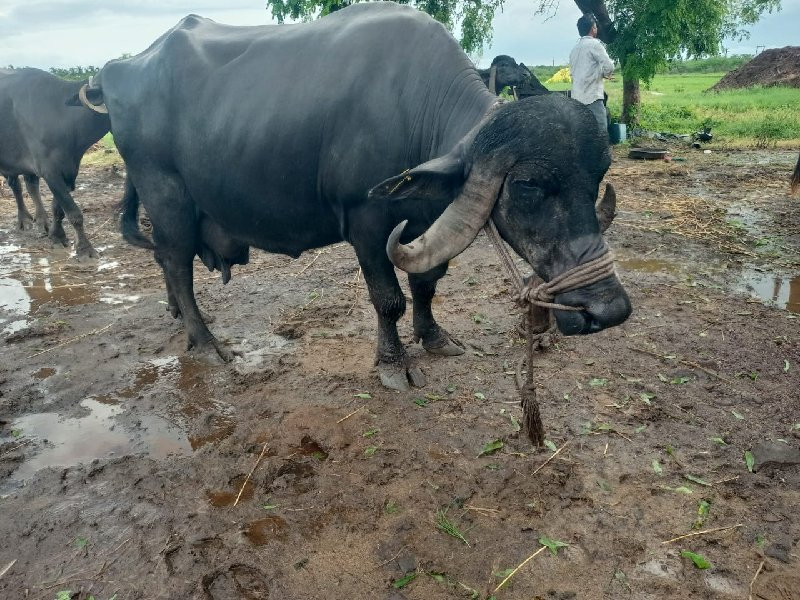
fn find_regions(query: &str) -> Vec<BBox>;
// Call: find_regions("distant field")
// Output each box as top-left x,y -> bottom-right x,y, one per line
544,72 -> 800,147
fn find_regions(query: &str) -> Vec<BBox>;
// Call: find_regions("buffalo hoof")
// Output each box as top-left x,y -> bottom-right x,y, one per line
378,362 -> 426,391
36,219 -> 50,236
49,229 -> 69,248
75,243 -> 99,260
421,328 -> 465,357
190,337 -> 234,364
17,213 -> 34,231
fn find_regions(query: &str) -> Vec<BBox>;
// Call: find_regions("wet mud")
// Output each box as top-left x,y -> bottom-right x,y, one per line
0,150 -> 799,599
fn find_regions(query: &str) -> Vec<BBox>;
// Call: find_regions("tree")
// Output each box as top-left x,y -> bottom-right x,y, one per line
265,0 -> 781,123
266,0 -> 505,54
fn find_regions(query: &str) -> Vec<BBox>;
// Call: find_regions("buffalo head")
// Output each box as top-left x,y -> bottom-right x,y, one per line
480,55 -> 532,95
370,94 -> 631,336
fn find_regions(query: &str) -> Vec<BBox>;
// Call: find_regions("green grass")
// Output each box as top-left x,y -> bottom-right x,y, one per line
544,72 -> 800,147
81,132 -> 122,167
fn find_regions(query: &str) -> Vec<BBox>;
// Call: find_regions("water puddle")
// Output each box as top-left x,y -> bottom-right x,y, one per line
5,397 -> 191,486
618,253 -> 799,314
207,476 -> 254,507
244,516 -> 288,545
33,367 -> 56,380
737,270 -> 800,313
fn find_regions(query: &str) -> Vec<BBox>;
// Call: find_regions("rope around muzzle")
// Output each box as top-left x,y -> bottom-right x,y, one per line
483,219 -> 616,446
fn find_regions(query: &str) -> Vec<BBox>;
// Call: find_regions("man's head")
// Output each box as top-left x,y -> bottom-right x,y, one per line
577,12 -> 598,37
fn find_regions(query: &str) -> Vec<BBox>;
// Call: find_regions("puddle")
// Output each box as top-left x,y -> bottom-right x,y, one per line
244,516 -> 288,545
207,477 -> 254,507
618,252 -> 799,314
5,397 -> 191,486
0,248 -> 100,331
737,270 -> 800,313
33,367 -> 56,380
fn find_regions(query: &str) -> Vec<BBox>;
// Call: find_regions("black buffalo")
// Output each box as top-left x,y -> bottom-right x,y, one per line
792,152 -> 799,195
478,55 -> 550,97
83,3 -> 631,390
0,68 -> 109,258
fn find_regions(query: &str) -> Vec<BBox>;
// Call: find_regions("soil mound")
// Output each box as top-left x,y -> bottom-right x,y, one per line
711,46 -> 800,90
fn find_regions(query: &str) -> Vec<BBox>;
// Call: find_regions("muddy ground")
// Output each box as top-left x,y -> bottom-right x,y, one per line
0,148 -> 799,600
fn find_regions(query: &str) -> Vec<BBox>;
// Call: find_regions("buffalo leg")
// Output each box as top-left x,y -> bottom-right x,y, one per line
409,267 -> 465,356
22,175 -> 49,235
49,201 -> 69,247
45,177 -> 97,258
142,176 -> 230,361
6,175 -> 34,230
351,244 -> 424,391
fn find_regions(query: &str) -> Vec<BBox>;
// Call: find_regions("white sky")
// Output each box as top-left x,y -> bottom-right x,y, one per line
0,0 -> 796,70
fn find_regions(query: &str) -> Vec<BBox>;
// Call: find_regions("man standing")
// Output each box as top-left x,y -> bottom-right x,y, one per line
569,13 -> 614,135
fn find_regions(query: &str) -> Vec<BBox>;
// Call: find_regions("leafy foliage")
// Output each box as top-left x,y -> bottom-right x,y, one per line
265,0 -> 505,53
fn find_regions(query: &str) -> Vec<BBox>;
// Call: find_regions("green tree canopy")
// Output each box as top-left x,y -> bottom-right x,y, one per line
266,0 -> 505,54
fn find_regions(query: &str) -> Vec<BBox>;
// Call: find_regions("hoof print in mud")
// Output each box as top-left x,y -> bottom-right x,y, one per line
202,564 -> 271,600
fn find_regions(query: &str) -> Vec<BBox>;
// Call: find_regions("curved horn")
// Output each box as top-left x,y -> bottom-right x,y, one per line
488,65 -> 497,95
387,165 -> 503,273
596,182 -> 617,233
78,83 -> 108,114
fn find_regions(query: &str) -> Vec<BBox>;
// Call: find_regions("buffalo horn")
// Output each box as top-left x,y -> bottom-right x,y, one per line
78,84 -> 108,114
596,182 -> 616,233
387,166 -> 503,273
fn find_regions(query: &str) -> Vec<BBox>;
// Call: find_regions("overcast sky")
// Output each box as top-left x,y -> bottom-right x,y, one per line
0,0 -> 796,70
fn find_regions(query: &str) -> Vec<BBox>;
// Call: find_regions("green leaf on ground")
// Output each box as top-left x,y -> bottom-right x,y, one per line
392,572 -> 417,589
709,437 -> 727,445
353,392 -> 371,399
660,485 -> 693,494
364,446 -> 378,457
544,440 -> 557,452
732,410 -> 745,420
681,550 -> 712,570
539,535 -> 569,556
670,376 -> 691,385
684,474 -> 711,487
474,392 -> 486,400
413,397 -> 428,407
262,502 -> 278,510
783,360 -> 790,372
693,499 -> 711,530
745,450 -> 755,472
493,568 -> 515,579
657,373 -> 669,382
435,508 -> 470,546
385,500 -> 399,514
11,429 -> 22,438
478,439 -> 504,457
652,460 -> 663,475
589,378 -> 608,387
362,428 -> 379,438
509,414 -> 521,432
56,592 -> 72,600
640,392 -> 655,405
634,425 -> 647,434
74,537 -> 88,549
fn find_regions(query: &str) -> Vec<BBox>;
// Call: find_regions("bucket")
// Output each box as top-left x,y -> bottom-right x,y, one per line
608,122 -> 627,144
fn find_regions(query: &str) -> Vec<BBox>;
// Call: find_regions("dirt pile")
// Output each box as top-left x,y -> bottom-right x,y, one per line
711,46 -> 800,90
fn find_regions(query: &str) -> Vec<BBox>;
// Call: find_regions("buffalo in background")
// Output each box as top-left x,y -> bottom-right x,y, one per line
478,55 -> 550,97
0,68 -> 109,258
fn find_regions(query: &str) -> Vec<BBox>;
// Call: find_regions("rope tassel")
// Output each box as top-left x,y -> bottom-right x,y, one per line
483,219 -> 616,447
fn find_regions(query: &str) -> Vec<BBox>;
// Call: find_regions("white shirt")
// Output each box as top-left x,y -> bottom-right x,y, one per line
569,36 -> 614,105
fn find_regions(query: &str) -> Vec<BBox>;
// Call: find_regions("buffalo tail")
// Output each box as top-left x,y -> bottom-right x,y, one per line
119,175 -> 155,249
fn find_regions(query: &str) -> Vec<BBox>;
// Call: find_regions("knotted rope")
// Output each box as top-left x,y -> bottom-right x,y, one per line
483,219 -> 615,446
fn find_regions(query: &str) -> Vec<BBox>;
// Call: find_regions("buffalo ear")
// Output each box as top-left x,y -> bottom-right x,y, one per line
368,152 -> 468,204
